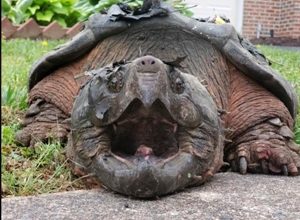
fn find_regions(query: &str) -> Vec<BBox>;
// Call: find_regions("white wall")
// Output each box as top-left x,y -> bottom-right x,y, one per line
184,0 -> 244,33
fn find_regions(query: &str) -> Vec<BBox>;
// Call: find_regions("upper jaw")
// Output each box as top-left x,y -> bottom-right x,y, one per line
85,56 -> 208,128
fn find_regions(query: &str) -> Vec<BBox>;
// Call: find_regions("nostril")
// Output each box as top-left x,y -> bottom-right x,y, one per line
141,59 -> 156,65
136,56 -> 161,72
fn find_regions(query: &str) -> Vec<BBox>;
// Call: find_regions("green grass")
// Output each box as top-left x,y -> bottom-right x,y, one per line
1,39 -> 300,197
1,39 -> 86,197
2,39 -> 65,109
258,45 -> 300,143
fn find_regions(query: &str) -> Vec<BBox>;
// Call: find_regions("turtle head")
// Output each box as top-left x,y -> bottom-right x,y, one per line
70,55 -> 222,198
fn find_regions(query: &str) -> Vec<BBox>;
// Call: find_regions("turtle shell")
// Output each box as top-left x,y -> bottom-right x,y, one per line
29,4 -> 298,119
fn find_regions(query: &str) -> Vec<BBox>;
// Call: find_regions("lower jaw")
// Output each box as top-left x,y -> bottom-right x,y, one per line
69,124 -> 221,197
90,148 -> 208,198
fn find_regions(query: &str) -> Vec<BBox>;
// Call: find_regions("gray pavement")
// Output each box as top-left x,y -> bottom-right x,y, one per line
2,172 -> 300,220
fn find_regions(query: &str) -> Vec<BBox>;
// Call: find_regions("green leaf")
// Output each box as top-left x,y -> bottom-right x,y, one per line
36,10 -> 54,22
88,0 -> 99,6
52,1 -> 63,8
54,16 -> 67,27
61,0 -> 76,7
15,0 -> 33,12
27,5 -> 40,15
49,4 -> 69,15
2,0 -> 11,14
64,10 -> 81,26
34,0 -> 46,6
7,8 -> 27,24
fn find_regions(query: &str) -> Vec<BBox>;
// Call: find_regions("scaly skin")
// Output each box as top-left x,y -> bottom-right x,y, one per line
15,99 -> 70,146
225,65 -> 300,175
16,55 -> 88,147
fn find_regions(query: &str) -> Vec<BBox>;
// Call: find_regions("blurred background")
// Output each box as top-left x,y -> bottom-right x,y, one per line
186,0 -> 300,46
2,0 -> 300,45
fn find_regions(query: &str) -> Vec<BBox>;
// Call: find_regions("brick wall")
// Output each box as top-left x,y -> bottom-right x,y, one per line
1,17 -> 83,40
243,0 -> 300,45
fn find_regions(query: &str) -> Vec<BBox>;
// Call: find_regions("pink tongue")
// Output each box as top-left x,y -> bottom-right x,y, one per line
135,145 -> 154,157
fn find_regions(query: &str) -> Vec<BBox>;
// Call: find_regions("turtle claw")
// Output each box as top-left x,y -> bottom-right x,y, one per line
260,160 -> 269,174
230,160 -> 237,172
15,100 -> 70,147
15,122 -> 69,147
282,165 -> 288,176
227,138 -> 300,176
239,157 -> 247,174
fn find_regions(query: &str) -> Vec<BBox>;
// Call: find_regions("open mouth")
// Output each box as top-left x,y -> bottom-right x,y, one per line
109,99 -> 179,161
69,54 -> 223,197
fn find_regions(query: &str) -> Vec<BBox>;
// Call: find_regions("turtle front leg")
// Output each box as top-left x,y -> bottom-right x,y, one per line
15,99 -> 70,147
226,119 -> 300,176
15,61 -> 87,147
225,66 -> 300,176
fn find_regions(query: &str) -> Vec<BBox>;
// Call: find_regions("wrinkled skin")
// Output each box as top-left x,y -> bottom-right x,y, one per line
69,56 -> 223,197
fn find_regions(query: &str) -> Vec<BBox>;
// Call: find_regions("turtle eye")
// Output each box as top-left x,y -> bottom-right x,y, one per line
107,71 -> 124,93
170,70 -> 185,94
173,77 -> 184,94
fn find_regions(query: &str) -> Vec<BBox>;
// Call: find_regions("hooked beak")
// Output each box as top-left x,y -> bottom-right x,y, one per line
132,55 -> 168,108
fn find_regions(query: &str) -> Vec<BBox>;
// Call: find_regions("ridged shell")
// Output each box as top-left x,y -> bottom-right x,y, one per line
29,5 -> 298,119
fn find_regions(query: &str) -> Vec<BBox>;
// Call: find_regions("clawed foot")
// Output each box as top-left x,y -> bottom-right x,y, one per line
228,139 -> 300,176
15,99 -> 70,147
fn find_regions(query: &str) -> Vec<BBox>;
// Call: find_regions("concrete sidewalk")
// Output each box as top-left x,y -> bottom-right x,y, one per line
2,172 -> 300,220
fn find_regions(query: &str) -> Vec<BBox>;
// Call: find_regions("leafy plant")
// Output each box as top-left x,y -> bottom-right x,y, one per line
30,0 -> 81,27
170,0 -> 193,17
74,0 -> 193,22
2,0 -> 81,27
74,0 -> 122,22
2,0 -> 33,24
2,0 -> 193,27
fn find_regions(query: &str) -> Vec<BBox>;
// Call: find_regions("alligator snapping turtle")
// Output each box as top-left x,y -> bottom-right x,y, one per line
16,1 -> 300,198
